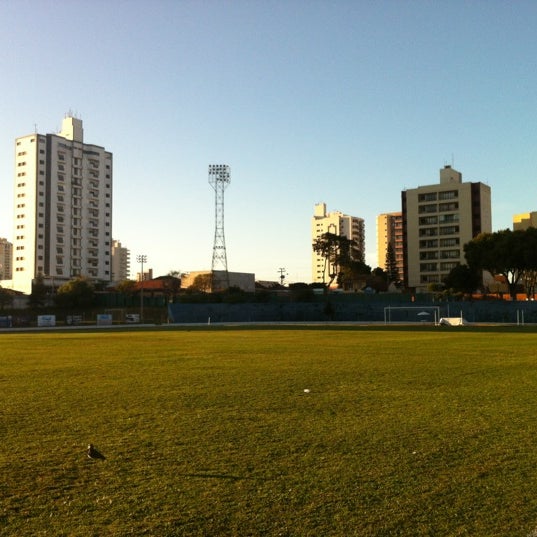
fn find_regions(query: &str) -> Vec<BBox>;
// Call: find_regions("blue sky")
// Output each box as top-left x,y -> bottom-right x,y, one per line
1,1 -> 537,283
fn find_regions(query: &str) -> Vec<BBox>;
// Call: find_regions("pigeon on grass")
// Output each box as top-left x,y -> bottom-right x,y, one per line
87,444 -> 106,460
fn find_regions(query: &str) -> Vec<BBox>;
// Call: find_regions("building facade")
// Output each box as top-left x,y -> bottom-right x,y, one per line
11,116 -> 113,294
513,212 -> 537,231
376,212 -> 403,280
136,268 -> 153,282
311,202 -> 365,285
402,165 -> 491,292
181,270 -> 255,293
0,238 -> 13,281
111,239 -> 130,282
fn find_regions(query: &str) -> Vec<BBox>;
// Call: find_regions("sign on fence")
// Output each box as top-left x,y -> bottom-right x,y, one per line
37,315 -> 56,327
96,314 -> 113,326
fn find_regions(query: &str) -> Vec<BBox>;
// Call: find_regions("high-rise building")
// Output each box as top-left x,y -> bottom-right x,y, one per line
111,239 -> 130,282
402,165 -> 491,292
136,268 -> 153,282
513,212 -> 537,231
311,202 -> 365,285
11,116 -> 113,294
376,212 -> 403,280
0,238 -> 13,280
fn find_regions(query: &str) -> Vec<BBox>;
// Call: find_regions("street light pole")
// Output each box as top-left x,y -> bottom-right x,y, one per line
136,254 -> 147,323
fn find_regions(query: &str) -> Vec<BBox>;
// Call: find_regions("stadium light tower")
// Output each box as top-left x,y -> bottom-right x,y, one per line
208,164 -> 231,290
136,254 -> 147,322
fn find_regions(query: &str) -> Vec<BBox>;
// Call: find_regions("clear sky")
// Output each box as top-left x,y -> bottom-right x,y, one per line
2,1 -> 537,283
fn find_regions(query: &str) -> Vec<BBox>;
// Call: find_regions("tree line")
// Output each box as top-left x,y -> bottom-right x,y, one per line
312,227 -> 537,299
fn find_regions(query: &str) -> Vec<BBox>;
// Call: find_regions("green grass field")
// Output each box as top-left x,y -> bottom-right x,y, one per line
3,326 -> 537,536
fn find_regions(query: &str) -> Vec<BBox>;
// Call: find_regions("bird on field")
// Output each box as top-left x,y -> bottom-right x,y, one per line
87,443 -> 106,460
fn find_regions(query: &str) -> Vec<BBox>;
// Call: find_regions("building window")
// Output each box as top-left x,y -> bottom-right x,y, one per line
439,202 -> 459,212
418,192 -> 437,202
439,190 -> 458,200
438,214 -> 459,224
439,226 -> 459,235
418,204 -> 437,214
440,249 -> 460,259
440,238 -> 460,247
420,263 -> 438,272
419,228 -> 438,237
440,262 -> 459,271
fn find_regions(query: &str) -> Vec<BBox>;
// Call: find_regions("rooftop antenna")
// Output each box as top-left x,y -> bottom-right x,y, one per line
208,164 -> 231,291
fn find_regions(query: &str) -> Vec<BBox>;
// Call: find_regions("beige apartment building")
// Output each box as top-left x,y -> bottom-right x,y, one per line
0,238 -> 13,280
513,211 -> 537,230
111,239 -> 130,282
10,116 -> 113,294
377,212 -> 403,281
311,202 -> 365,285
402,165 -> 491,292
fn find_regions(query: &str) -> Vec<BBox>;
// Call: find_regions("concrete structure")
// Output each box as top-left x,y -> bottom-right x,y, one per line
311,202 -> 365,285
402,165 -> 491,292
182,270 -> 255,293
111,239 -> 130,282
377,212 -> 403,280
0,238 -> 13,281
513,211 -> 537,231
10,116 -> 113,294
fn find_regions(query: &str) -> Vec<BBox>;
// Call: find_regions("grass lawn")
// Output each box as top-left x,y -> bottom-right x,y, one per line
2,327 -> 537,536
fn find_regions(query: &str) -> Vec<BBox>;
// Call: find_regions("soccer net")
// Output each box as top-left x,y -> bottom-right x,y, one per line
384,306 -> 441,325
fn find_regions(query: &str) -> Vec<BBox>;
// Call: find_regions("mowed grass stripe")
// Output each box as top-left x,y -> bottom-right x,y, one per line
2,329 -> 537,536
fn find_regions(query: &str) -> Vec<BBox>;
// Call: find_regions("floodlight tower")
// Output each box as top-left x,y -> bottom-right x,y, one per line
209,164 -> 231,290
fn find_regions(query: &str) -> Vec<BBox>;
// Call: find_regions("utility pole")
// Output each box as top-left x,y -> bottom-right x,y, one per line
278,267 -> 287,286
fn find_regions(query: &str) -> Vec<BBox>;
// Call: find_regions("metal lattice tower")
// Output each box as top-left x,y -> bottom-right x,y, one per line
209,164 -> 231,289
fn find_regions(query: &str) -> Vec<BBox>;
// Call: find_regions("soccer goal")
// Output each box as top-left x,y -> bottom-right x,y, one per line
384,305 -> 441,325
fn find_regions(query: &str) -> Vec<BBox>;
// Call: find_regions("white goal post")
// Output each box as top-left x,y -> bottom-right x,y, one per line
384,306 -> 441,325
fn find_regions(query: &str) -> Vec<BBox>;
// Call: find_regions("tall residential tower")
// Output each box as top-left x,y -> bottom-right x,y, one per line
377,212 -> 403,281
0,238 -> 13,281
11,116 -> 113,294
402,165 -> 491,292
111,239 -> 130,282
311,202 -> 365,285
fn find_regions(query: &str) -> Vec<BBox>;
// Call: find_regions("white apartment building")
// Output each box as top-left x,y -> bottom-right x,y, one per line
311,202 -> 365,284
111,239 -> 130,282
11,116 -> 113,294
0,238 -> 13,280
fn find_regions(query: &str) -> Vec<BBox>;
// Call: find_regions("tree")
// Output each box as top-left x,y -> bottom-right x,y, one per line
29,273 -> 48,308
464,229 -> 528,299
190,273 -> 212,292
312,232 -> 356,290
385,243 -> 399,284
159,275 -> 182,302
0,286 -> 14,310
288,283 -> 314,302
366,267 -> 388,293
338,260 -> 372,291
116,279 -> 137,295
443,264 -> 480,295
54,277 -> 96,309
